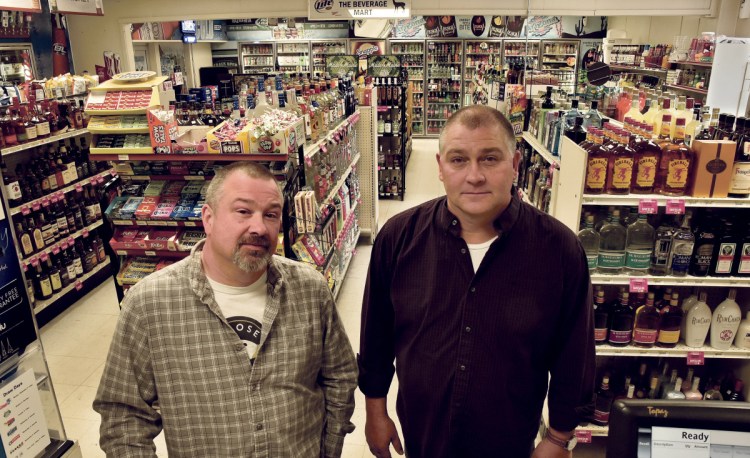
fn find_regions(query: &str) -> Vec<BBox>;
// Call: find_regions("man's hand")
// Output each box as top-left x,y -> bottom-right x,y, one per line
531,434 -> 573,458
364,397 -> 403,458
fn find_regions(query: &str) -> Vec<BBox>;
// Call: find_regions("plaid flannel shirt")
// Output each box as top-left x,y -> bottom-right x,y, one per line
94,240 -> 357,457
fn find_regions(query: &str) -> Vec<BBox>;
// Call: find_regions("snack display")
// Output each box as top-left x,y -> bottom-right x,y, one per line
86,90 -> 153,111
93,134 -> 151,150
88,115 -> 148,131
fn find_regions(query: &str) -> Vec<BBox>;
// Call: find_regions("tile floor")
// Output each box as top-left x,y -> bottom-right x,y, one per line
39,138 -> 444,458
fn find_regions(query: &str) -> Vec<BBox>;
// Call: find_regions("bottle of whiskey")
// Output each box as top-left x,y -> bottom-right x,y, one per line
598,209 -> 627,274
633,292 -> 660,347
631,125 -> 661,194
584,129 -> 609,194
608,290 -> 634,346
658,118 -> 693,196
605,129 -> 635,194
593,288 -> 609,345
33,261 -> 53,300
625,213 -> 654,275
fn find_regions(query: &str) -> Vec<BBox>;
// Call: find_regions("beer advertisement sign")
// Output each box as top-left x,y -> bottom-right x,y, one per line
309,0 -> 410,20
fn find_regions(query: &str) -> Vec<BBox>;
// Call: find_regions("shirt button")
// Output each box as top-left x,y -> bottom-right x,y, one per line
465,326 -> 471,333
459,365 -> 466,371
460,248 -> 467,254
256,423 -> 263,431
452,220 -> 458,226
470,287 -> 476,293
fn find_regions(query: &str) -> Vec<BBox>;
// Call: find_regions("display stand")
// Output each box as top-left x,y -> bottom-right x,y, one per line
356,104 -> 379,242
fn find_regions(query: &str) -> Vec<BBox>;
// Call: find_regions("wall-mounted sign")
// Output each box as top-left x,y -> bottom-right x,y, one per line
309,0 -> 410,20
49,0 -> 104,16
0,0 -> 40,13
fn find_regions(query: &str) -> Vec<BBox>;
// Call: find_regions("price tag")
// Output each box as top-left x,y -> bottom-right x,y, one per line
184,175 -> 204,181
184,221 -> 197,227
575,430 -> 593,444
629,278 -> 649,293
82,229 -> 90,237
109,169 -> 117,176
116,250 -> 127,256
32,202 -> 41,212
118,154 -> 129,161
638,199 -> 658,215
666,199 -> 686,215
52,246 -> 60,255
75,280 -> 83,291
75,184 -> 83,192
321,145 -> 328,154
30,258 -> 39,267
41,198 -> 50,207
40,253 -> 49,262
166,221 -> 178,227
136,220 -> 148,226
145,251 -> 156,256
67,237 -> 75,246
51,194 -> 60,203
21,206 -> 30,215
687,351 -> 705,366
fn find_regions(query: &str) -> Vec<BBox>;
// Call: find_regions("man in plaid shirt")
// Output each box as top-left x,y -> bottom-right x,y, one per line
94,162 -> 357,457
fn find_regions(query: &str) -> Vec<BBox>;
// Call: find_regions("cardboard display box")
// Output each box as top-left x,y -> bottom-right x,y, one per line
689,140 -> 737,198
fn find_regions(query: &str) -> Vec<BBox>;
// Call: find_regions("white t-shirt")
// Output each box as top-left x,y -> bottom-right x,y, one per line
466,237 -> 498,272
207,273 -> 267,364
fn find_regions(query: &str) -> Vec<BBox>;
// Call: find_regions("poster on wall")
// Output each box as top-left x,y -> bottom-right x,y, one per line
351,39 -> 386,79
49,0 -> 104,16
0,0 -> 40,13
561,16 -> 608,39
309,0 -> 410,20
525,16 -> 563,39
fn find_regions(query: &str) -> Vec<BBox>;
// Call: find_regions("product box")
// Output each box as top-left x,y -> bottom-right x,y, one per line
168,162 -> 190,175
206,119 -> 252,154
113,162 -> 135,175
189,199 -> 206,220
144,180 -> 167,196
151,197 -> 180,220
148,109 -> 178,154
150,161 -> 170,175
143,229 -> 181,250
105,196 -> 130,219
248,123 -> 297,156
135,196 -> 161,219
178,230 -> 206,251
181,182 -> 204,199
171,198 -> 197,220
120,197 -> 145,219
173,128 -> 211,154
689,140 -> 737,198
130,161 -> 152,175
163,181 -> 186,197
110,228 -> 149,250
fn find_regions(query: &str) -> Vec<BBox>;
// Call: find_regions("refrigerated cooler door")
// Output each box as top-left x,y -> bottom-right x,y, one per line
390,40 -> 425,136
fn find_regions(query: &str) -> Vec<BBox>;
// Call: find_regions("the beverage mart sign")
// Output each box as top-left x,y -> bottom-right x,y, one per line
309,0 -> 411,20
392,15 -> 607,39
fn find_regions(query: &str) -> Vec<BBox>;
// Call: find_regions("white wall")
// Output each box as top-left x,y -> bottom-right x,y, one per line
607,15 -> 720,43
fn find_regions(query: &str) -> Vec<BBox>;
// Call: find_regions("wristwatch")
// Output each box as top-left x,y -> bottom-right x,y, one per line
545,431 -> 577,451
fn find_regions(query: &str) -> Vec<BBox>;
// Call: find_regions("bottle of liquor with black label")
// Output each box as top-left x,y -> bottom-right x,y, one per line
710,221 -> 738,277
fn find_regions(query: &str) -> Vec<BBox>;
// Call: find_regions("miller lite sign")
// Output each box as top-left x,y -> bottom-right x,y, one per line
309,0 -> 410,20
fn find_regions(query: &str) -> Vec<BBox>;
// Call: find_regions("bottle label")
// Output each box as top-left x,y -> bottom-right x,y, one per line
739,243 -> 750,274
652,239 -> 673,267
635,156 -> 658,187
21,235 -> 33,255
729,162 -> 750,194
40,278 -> 52,297
25,125 -> 37,140
594,328 -> 608,342
593,409 -> 610,424
666,159 -> 691,188
586,254 -> 598,270
4,181 -> 21,200
626,250 -> 651,269
633,328 -> 658,345
598,251 -> 626,269
36,121 -> 50,137
51,272 -> 62,291
73,258 -> 83,276
716,243 -> 736,273
657,329 -> 680,344
611,157 -> 634,189
608,329 -> 632,344
33,230 -> 45,249
3,133 -> 17,145
586,157 -> 608,190
67,264 -> 77,279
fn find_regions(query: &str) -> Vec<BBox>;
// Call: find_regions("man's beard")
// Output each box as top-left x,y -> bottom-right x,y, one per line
232,235 -> 272,273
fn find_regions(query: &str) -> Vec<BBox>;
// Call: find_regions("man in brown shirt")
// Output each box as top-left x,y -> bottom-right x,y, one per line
359,106 -> 595,457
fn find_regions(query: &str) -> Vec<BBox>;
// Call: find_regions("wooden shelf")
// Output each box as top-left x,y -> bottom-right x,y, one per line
664,84 -> 708,96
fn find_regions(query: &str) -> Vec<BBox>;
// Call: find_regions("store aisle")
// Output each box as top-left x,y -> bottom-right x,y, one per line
38,138 -> 443,458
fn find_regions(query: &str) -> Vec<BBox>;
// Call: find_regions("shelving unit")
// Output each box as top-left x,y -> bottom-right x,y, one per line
540,40 -> 579,94
239,42 -> 275,73
34,259 -> 111,315
311,39 -> 348,76
581,194 -> 750,208
504,39 -> 539,72
390,40 -> 425,136
589,274 -> 750,287
10,169 -> 115,216
609,64 -> 668,75
275,41 -> 310,73
425,39 -> 463,137
664,83 -> 708,96
1,128 -> 89,156
463,39 -> 502,106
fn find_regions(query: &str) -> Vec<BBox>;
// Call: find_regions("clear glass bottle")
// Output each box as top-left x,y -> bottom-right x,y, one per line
578,215 -> 600,271
598,209 -> 627,274
625,213 -> 654,275
663,378 -> 687,400
633,292 -> 660,347
668,212 -> 695,277
583,100 -> 603,130
649,216 -> 677,276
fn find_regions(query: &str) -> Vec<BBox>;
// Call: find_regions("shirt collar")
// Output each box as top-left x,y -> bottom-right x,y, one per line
438,188 -> 521,239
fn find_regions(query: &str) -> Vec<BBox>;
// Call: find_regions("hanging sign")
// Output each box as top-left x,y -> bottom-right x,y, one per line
0,0 -> 41,13
49,0 -> 104,16
309,0 -> 410,20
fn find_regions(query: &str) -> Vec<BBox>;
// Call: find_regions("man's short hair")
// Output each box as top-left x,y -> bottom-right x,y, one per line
205,162 -> 278,209
438,105 -> 516,157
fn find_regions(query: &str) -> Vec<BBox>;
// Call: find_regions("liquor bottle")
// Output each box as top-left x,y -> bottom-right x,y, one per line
726,380 -> 745,402
663,378 -> 686,400
668,212 -> 694,277
564,116 -> 587,144
658,118 -> 692,196
593,375 -> 614,426
578,215 -> 600,271
684,376 -> 703,400
625,213 -> 654,275
728,119 -> 750,198
63,247 -> 78,281
55,252 -> 70,288
710,289 -> 741,350
71,240 -> 84,277
29,214 -> 45,252
20,106 -> 37,141
647,375 -> 661,399
684,292 -> 712,348
580,100 -> 602,130
69,194 -> 85,231
15,220 -> 34,257
45,256 -> 62,293
625,99 -> 645,124
681,368 -> 695,393
54,201 -> 69,238
634,363 -> 650,399
633,292 -> 660,347
649,216 -> 677,276
1,108 -> 18,146
59,142 -> 78,184
1,159 -> 22,207
605,129 -> 635,194
598,209 -> 627,274
689,218 -> 717,277
703,383 -> 723,400
32,100 -> 51,138
39,207 -> 57,247
631,125 -> 661,194
81,237 -> 97,272
608,291 -> 634,346
593,288 -> 609,345
92,233 -> 107,263
541,86 -> 555,109
33,262 -> 52,300
710,221 -> 738,276
656,294 -> 683,348
735,312 -> 750,349
584,129 -> 609,194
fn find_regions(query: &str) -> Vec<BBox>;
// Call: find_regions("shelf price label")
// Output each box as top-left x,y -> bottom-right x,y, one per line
82,229 -> 90,237
51,246 -> 60,255
20,206 -> 30,215
687,351 -> 705,366
75,184 -> 83,192
145,251 -> 156,256
31,202 -> 41,212
638,199 -> 658,215
40,253 -> 49,262
118,154 -> 130,161
109,169 -> 117,176
75,280 -> 83,291
629,278 -> 649,293
575,430 -> 592,444
67,237 -> 75,246
666,199 -> 686,215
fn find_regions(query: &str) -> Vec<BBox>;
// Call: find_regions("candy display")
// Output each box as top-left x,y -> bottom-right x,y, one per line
88,115 -> 148,131
93,134 -> 151,149
86,90 -> 153,112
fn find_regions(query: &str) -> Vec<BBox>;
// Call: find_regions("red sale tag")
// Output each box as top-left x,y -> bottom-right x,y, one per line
75,281 -> 83,291
32,203 -> 41,212
50,195 -> 58,203
40,253 -> 49,262
638,199 -> 658,215
30,258 -> 39,267
21,206 -> 30,215
687,351 -> 705,366
82,229 -> 90,237
41,199 -> 50,207
575,430 -> 593,444
629,278 -> 649,293
67,237 -> 75,246
75,184 -> 83,192
666,199 -> 686,215
97,176 -> 105,184
52,246 -> 60,255
110,169 -> 117,176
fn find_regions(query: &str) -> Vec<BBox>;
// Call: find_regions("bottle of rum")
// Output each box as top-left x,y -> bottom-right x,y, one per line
608,291 -> 634,346
598,209 -> 627,274
685,291 -> 712,348
633,292 -> 660,347
657,293 -> 683,348
710,289 -> 741,350
658,118 -> 693,196
734,312 -> 750,349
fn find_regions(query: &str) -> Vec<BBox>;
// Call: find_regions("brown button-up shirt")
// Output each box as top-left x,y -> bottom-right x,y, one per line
359,194 -> 595,457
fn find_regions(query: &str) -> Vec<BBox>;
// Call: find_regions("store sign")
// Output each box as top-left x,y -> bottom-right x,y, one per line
0,0 -> 41,13
309,0 -> 410,20
49,0 -> 104,16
